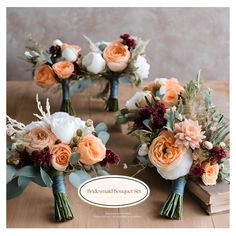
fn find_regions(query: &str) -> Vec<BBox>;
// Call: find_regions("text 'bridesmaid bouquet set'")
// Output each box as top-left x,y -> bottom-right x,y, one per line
118,71 -> 229,219
24,33 -> 150,113
7,95 -> 120,222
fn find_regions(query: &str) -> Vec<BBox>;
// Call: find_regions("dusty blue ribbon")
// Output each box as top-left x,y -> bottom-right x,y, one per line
171,176 -> 187,196
62,79 -> 70,100
53,174 -> 66,194
110,76 -> 119,99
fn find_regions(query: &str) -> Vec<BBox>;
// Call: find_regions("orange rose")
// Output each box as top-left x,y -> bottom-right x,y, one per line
201,163 -> 219,185
163,78 -> 184,107
77,134 -> 106,165
50,144 -> 71,171
25,127 -> 57,154
52,61 -> 74,79
34,64 -> 56,88
149,131 -> 184,170
103,42 -> 130,72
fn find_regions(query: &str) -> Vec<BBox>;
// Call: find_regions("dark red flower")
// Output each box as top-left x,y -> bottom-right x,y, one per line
191,164 -> 205,177
49,45 -> 61,57
210,146 -> 226,163
31,148 -> 52,168
100,149 -> 120,167
120,33 -> 136,50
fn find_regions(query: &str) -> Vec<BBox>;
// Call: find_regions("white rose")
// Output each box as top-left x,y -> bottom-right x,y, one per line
156,149 -> 193,180
138,144 -> 149,156
154,78 -> 168,95
49,112 -> 85,144
82,52 -> 106,74
134,55 -> 150,79
125,91 -> 151,110
53,39 -> 63,46
62,47 -> 77,62
24,121 -> 48,131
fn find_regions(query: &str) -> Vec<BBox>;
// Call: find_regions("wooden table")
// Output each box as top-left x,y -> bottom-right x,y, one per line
6,81 -> 229,228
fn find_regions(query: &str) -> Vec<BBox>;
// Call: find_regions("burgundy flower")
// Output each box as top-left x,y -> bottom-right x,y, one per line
31,148 -> 52,168
16,150 -> 33,169
152,116 -> 167,129
120,33 -> 136,50
100,149 -> 120,167
49,45 -> 61,57
191,164 -> 205,177
210,146 -> 226,163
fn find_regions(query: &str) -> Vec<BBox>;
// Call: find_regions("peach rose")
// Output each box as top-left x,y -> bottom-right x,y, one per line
50,144 -> 71,171
25,127 -> 57,154
103,42 -> 130,72
201,163 -> 219,185
77,134 -> 106,165
149,131 -> 184,170
52,61 -> 74,79
34,64 -> 56,88
163,78 -> 184,107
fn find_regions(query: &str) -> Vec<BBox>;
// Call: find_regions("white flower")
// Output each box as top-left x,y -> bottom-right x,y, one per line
203,141 -> 213,150
53,39 -> 63,46
62,47 -> 77,62
125,91 -> 151,110
82,52 -> 106,74
138,144 -> 149,156
154,78 -> 167,95
156,149 -> 193,180
220,142 -> 226,148
24,121 -> 48,131
49,112 -> 85,144
134,55 -> 150,80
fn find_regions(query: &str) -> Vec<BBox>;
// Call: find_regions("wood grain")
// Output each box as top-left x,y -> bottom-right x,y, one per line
6,81 -> 229,228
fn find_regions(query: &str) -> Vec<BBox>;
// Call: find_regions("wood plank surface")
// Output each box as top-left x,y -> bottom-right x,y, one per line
6,80 -> 229,228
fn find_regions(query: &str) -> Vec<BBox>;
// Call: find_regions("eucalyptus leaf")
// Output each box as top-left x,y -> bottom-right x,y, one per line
31,171 -> 47,187
98,131 -> 110,145
95,122 -> 108,134
96,169 -> 109,176
7,177 -> 29,200
69,170 -> 91,188
40,167 -> 53,187
7,165 -> 16,183
70,152 -> 80,165
16,166 -> 37,178
18,176 -> 30,187
142,119 -> 152,131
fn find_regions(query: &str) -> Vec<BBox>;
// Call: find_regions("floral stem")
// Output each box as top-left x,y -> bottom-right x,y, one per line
105,76 -> 119,112
160,176 -> 186,220
52,173 -> 73,222
60,80 -> 75,116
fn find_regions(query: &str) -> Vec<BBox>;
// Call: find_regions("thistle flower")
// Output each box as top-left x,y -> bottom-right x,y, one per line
174,119 -> 206,149
210,146 -> 226,163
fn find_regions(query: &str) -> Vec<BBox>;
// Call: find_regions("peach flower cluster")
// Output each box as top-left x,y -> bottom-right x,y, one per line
174,119 -> 206,149
103,42 -> 130,72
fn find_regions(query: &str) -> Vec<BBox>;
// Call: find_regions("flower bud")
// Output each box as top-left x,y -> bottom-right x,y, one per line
76,129 -> 83,137
85,119 -> 93,127
53,39 -> 63,46
203,141 -> 213,150
219,142 -> 226,148
138,143 -> 149,156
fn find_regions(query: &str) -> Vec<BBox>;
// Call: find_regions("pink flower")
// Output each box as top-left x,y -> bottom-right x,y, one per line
174,119 -> 205,149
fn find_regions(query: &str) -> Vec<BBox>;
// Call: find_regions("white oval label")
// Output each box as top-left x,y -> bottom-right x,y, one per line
78,175 -> 150,208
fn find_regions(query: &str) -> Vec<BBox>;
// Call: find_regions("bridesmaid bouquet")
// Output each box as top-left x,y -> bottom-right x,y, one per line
118,71 -> 229,219
7,95 -> 119,222
81,34 -> 150,112
24,35 -> 82,115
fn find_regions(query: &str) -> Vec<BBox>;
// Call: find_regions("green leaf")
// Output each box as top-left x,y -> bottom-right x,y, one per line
98,43 -> 107,51
144,95 -> 152,107
69,170 -> 91,188
16,166 -> 37,178
18,176 -> 30,187
95,122 -> 108,134
40,167 -> 53,187
70,152 -> 80,165
7,177 -> 29,200
98,131 -> 110,145
96,169 -> 109,176
31,171 -> 47,187
142,119 -> 153,131
6,144 -> 12,159
7,165 -> 16,183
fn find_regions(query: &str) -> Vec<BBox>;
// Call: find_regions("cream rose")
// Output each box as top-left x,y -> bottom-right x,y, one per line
78,134 -> 106,165
82,52 -> 106,74
201,163 -> 219,185
125,91 -> 152,110
134,55 -> 150,80
103,42 -> 130,72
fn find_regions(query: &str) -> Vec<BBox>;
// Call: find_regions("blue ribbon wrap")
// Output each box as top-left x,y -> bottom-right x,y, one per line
62,79 -> 70,100
53,174 -> 66,194
110,76 -> 119,99
170,176 -> 187,196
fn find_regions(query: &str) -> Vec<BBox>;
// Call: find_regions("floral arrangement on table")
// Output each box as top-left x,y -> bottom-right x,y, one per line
6,95 -> 120,222
80,33 -> 150,112
117,71 -> 230,220
24,35 -> 83,115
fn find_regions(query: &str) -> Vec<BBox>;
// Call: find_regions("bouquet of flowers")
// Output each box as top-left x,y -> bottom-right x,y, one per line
80,33 -> 150,112
24,35 -> 83,115
7,95 -> 120,222
118,71 -> 229,219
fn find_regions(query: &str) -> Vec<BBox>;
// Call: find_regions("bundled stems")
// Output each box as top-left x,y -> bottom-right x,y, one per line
160,176 -> 187,220
52,173 -> 74,222
105,75 -> 119,112
60,79 -> 75,115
